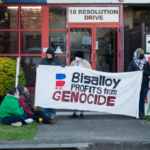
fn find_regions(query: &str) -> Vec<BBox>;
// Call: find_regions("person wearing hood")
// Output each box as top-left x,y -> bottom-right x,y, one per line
127,48 -> 150,119
41,47 -> 61,65
17,85 -> 58,125
69,50 -> 92,119
0,87 -> 33,126
40,46 -> 63,121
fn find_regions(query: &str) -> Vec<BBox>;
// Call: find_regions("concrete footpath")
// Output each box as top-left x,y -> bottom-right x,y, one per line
0,114 -> 150,150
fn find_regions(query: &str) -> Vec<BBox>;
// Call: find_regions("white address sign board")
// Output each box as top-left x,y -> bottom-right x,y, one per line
68,7 -> 119,23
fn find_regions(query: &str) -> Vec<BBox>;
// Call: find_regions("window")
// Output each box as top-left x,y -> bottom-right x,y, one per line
0,6 -> 18,29
0,6 -> 42,87
49,7 -> 66,30
49,7 -> 67,65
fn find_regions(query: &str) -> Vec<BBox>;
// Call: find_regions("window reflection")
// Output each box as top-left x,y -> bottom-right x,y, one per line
49,32 -> 66,54
21,56 -> 41,87
0,31 -> 18,54
70,28 -> 92,63
21,7 -> 41,29
49,7 -> 66,30
21,31 -> 41,54
96,28 -> 117,72
0,6 -> 18,29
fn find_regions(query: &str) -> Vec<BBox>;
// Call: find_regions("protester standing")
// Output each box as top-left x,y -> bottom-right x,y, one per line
40,47 -> 62,121
69,50 -> 92,119
0,87 -> 33,126
17,85 -> 57,125
127,48 -> 150,119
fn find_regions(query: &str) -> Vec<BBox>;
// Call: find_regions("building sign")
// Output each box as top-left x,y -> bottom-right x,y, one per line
47,0 -> 150,4
68,7 -> 119,23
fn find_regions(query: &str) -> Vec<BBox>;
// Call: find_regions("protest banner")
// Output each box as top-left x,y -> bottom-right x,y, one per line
35,65 -> 142,118
145,54 -> 150,116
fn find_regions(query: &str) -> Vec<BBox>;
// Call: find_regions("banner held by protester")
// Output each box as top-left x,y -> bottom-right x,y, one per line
35,65 -> 142,118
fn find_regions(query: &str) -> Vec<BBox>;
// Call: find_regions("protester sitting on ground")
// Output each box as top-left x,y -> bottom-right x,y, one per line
127,48 -> 150,119
69,50 -> 92,119
17,85 -> 58,125
40,47 -> 62,121
0,87 -> 33,126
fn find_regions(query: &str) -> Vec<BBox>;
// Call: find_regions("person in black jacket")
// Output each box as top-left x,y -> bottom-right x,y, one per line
41,47 -> 61,123
127,48 -> 150,119
41,47 -> 61,65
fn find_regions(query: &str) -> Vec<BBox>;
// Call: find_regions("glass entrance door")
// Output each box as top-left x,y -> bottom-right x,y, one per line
95,28 -> 118,72
68,24 -> 119,72
69,28 -> 92,65
68,24 -> 94,66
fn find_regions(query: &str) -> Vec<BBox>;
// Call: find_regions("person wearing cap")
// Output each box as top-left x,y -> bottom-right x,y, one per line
69,50 -> 92,119
127,48 -> 150,119
17,85 -> 58,125
40,47 -> 63,121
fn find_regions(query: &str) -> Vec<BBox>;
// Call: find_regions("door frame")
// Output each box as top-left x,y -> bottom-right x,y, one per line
68,23 -> 120,71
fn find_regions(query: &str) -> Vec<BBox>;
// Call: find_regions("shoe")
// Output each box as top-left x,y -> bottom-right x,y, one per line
69,113 -> 78,119
139,112 -> 145,119
25,118 -> 33,124
11,122 -> 22,126
49,116 -> 58,125
79,113 -> 84,119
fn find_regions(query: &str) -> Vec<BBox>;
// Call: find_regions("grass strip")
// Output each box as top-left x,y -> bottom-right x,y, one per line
0,120 -> 38,141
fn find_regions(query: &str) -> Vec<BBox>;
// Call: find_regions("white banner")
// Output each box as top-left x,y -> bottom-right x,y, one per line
68,7 -> 119,23
35,66 -> 142,118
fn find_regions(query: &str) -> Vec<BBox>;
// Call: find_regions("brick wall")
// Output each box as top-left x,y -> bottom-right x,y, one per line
123,7 -> 134,71
123,7 -> 133,27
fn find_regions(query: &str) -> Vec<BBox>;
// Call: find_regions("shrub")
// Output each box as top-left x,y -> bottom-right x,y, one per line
0,57 -> 26,97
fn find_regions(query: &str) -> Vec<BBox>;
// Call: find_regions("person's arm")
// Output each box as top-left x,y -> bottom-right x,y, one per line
86,62 -> 92,69
18,96 -> 34,116
10,101 -> 24,116
127,61 -> 134,72
70,60 -> 75,66
40,59 -> 43,65
143,62 -> 150,76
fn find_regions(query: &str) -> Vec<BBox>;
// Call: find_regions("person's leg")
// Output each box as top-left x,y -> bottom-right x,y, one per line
48,108 -> 56,118
139,88 -> 148,113
69,110 -> 78,119
33,110 -> 50,123
27,114 -> 40,122
79,111 -> 84,119
43,108 -> 49,117
1,112 -> 27,125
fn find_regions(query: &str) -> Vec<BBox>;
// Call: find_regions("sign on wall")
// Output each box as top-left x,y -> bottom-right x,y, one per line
68,7 -> 119,23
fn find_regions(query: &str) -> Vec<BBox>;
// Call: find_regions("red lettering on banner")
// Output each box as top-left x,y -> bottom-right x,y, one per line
106,96 -> 116,106
79,93 -> 87,103
53,91 -> 116,106
94,95 -> 99,104
62,91 -> 70,102
87,94 -> 94,104
70,91 -> 79,103
53,91 -> 61,101
97,95 -> 106,105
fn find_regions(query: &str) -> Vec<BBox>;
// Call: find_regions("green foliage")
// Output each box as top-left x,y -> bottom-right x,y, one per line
0,57 -> 26,97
